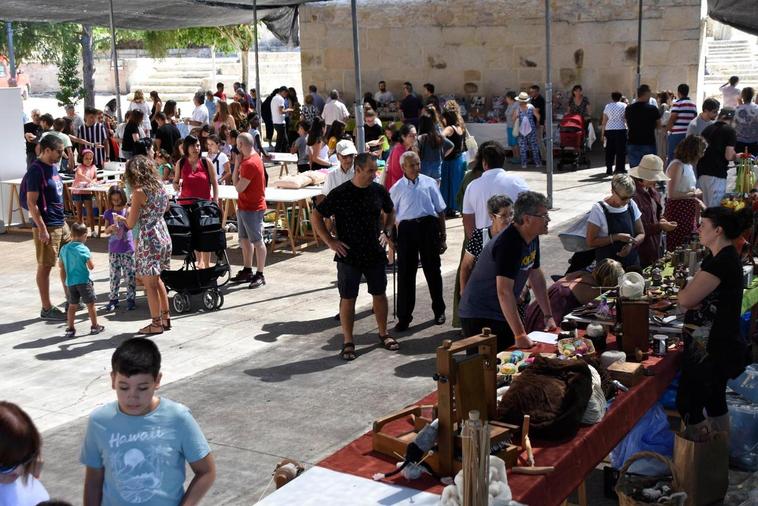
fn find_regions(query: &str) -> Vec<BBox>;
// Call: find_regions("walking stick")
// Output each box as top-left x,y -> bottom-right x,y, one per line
392,243 -> 397,321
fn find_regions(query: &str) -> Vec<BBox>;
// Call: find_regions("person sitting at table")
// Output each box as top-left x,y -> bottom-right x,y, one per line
326,120 -> 347,156
229,133 -> 268,289
586,173 -> 645,268
173,134 -> 219,269
72,149 -> 99,236
524,258 -> 624,333
663,135 -> 706,251
459,191 -> 556,350
390,151 -> 448,331
308,118 -> 331,170
630,154 -> 677,267
323,140 -> 357,196
677,206 -> 752,443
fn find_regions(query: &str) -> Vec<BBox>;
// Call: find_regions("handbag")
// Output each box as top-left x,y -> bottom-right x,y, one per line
672,429 -> 728,505
464,129 -> 478,158
512,117 -> 520,138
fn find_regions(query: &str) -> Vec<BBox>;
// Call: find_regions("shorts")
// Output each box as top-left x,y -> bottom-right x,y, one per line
71,193 -> 93,202
337,262 -> 387,299
34,223 -> 71,267
67,281 -> 96,305
238,209 -> 264,243
507,128 -> 517,148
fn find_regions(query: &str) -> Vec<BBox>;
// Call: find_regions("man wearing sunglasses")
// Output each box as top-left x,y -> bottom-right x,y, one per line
459,191 -> 555,350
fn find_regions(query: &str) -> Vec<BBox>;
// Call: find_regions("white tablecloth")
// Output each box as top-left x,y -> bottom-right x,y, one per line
465,122 -> 509,146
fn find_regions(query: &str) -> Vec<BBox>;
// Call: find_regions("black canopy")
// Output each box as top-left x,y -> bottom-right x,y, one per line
708,0 -> 758,36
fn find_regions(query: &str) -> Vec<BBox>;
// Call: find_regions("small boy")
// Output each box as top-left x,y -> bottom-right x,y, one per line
58,222 -> 104,338
291,120 -> 311,173
81,338 -> 216,506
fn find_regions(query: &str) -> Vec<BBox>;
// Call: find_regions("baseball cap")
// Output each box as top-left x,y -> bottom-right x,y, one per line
336,139 -> 357,156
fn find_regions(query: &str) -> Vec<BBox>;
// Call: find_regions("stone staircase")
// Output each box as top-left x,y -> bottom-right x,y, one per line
703,38 -> 758,99
128,57 -> 229,103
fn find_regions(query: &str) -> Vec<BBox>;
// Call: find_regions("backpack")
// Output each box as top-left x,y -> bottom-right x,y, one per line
19,165 -> 47,212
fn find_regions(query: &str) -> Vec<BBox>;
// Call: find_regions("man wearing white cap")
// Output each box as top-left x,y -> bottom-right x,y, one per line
630,154 -> 677,267
323,139 -> 357,196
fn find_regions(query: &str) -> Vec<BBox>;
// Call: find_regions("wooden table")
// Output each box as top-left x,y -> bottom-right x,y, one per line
1,177 -> 74,231
267,152 -> 299,177
215,185 -> 322,255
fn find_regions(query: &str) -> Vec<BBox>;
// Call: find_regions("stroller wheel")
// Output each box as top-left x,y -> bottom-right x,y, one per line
202,289 -> 219,311
172,293 -> 190,314
215,291 -> 224,310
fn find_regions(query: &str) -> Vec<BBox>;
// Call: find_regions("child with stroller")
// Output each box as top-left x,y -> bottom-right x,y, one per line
103,186 -> 137,312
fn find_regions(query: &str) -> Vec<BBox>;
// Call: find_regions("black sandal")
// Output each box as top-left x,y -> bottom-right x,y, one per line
378,334 -> 399,351
161,310 -> 172,331
138,317 -> 164,335
340,342 -> 357,361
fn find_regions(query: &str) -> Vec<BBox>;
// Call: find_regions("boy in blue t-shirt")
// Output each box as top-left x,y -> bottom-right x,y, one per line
58,222 -> 104,338
81,338 -> 216,506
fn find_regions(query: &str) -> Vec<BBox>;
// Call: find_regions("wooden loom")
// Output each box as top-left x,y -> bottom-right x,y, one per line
373,329 -> 519,476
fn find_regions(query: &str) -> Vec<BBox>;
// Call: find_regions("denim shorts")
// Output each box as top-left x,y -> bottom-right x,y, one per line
238,209 -> 264,243
336,262 -> 387,299
71,193 -> 93,202
68,281 -> 96,305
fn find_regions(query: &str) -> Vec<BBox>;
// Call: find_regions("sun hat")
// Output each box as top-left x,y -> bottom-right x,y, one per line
335,139 -> 358,156
629,154 -> 669,182
516,91 -> 531,103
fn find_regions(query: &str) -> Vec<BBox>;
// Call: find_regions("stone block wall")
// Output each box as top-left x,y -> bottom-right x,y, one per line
300,0 -> 704,119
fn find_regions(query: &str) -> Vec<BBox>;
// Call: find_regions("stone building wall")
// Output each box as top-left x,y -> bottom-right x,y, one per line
299,0 -> 704,118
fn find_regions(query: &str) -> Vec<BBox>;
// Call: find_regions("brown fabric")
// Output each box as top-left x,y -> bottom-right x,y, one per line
496,356 -> 593,440
632,179 -> 663,267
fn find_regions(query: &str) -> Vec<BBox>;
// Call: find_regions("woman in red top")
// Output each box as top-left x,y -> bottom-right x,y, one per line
384,124 -> 417,190
172,134 -> 219,268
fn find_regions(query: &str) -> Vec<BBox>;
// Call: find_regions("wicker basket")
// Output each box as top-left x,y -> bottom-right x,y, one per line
615,451 -> 683,506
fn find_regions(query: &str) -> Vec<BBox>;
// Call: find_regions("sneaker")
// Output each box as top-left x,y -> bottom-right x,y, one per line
230,269 -> 254,284
249,272 -> 266,289
126,299 -> 136,311
41,306 -> 67,321
104,300 -> 119,312
90,324 -> 105,335
64,327 -> 76,338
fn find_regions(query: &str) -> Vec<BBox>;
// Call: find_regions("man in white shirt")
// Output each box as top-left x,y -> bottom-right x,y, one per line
389,151 -> 447,331
271,87 -> 289,152
322,89 -> 350,128
187,92 -> 209,126
375,80 -> 395,106
462,142 -> 529,238
323,140 -> 356,195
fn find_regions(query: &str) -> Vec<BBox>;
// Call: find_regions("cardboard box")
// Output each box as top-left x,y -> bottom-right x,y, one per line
608,361 -> 644,387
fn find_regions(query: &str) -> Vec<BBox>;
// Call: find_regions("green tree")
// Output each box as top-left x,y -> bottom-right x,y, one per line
0,21 -> 80,66
56,44 -> 85,106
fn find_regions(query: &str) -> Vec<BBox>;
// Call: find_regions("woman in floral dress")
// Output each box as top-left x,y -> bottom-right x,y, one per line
119,155 -> 172,335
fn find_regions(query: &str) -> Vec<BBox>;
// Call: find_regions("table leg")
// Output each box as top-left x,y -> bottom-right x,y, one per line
286,202 -> 297,255
221,199 -> 232,228
7,185 -> 15,226
269,202 -> 282,254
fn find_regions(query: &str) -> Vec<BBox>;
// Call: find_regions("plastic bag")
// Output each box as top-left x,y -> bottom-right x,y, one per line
727,391 -> 758,471
728,363 -> 758,404
611,403 -> 674,475
581,365 -> 607,424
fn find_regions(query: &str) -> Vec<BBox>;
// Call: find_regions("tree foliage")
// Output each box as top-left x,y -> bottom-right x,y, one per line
0,21 -> 81,66
56,44 -> 85,106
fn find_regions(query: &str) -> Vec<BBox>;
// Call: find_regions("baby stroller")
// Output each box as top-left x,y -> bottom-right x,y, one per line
556,114 -> 591,171
161,198 -> 230,314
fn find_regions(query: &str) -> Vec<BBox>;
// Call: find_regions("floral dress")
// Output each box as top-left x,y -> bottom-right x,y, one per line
135,186 -> 172,277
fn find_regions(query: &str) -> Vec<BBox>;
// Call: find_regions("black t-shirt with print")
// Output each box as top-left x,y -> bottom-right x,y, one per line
696,121 -> 737,179
315,181 -> 394,267
683,245 -> 747,376
494,224 -> 540,298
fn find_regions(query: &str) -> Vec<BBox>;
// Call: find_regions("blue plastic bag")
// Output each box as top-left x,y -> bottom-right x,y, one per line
611,402 -> 674,475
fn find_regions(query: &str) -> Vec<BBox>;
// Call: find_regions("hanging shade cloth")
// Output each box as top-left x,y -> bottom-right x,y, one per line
0,0 -> 328,44
708,0 -> 758,36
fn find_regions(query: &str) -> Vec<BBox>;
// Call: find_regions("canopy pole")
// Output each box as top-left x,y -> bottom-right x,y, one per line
545,0 -> 553,208
350,0 -> 365,153
635,0 -> 642,90
108,0 -> 122,123
253,0 -> 262,115
5,22 -> 16,86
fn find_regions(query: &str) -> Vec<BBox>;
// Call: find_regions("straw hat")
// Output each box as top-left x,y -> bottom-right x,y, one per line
516,91 -> 531,103
629,154 -> 669,181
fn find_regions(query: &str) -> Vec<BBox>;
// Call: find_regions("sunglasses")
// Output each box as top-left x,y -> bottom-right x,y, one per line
527,213 -> 550,221
0,453 -> 35,475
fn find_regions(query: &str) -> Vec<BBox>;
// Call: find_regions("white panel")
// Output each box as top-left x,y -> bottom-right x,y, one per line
0,88 -> 27,226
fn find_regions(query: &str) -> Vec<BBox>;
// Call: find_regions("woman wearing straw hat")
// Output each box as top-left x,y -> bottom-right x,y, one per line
511,92 -> 542,169
630,154 -> 677,266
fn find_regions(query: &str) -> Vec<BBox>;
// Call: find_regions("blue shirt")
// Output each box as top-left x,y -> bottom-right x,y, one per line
59,241 -> 91,286
80,398 -> 211,506
389,174 -> 446,222
26,159 -> 65,227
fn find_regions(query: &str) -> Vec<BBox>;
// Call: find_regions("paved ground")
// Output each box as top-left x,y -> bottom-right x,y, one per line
2,135 -> 754,504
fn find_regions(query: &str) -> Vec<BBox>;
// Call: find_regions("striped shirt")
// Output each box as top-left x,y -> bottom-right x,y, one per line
78,122 -> 109,167
670,98 -> 697,135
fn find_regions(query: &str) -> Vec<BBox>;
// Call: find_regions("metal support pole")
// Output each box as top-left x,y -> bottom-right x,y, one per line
350,0 -> 365,153
545,0 -> 554,208
108,0 -> 123,123
5,22 -> 17,86
253,0 -> 262,115
636,0 -> 642,91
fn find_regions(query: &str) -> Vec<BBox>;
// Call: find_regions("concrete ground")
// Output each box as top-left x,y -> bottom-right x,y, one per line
1,143 -> 754,504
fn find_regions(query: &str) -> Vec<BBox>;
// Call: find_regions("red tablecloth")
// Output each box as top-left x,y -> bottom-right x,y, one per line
318,344 -> 681,505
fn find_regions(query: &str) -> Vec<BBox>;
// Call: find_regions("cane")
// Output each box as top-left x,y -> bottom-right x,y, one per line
392,239 -> 397,321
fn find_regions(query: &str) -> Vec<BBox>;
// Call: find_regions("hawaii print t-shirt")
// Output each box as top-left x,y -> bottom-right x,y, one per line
80,398 -> 210,505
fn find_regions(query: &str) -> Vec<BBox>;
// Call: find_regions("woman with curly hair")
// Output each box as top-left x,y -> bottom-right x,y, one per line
119,155 -> 172,335
664,135 -> 706,250
229,101 -> 248,132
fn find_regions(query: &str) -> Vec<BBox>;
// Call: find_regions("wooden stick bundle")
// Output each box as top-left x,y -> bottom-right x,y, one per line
462,410 -> 490,506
